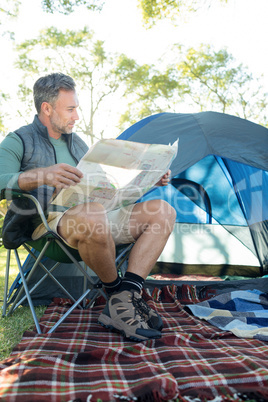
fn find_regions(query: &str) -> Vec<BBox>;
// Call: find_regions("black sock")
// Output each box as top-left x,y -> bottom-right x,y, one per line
120,272 -> 145,293
102,276 -> 122,295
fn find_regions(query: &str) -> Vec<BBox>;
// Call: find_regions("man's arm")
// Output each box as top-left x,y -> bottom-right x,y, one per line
18,164 -> 83,191
0,133 -> 24,191
0,133 -> 83,192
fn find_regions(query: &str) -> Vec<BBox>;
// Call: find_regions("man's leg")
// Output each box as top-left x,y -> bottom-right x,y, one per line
57,202 -> 118,283
58,201 -> 164,340
117,199 -> 176,292
98,199 -> 176,340
127,199 -> 176,277
58,199 -> 176,282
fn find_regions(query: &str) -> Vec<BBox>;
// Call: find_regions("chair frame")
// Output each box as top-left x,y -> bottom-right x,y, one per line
1,189 -> 133,334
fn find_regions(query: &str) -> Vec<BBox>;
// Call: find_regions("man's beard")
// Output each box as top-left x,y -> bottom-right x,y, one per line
51,119 -> 72,135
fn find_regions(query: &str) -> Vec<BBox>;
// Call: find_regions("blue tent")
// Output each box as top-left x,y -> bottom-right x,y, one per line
117,111 -> 268,276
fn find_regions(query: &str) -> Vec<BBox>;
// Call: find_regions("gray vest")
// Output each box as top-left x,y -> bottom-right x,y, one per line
3,115 -> 89,249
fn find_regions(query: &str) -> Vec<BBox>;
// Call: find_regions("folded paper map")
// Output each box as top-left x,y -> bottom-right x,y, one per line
52,138 -> 178,211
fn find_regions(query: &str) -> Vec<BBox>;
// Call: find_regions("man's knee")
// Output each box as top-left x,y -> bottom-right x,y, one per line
132,199 -> 176,235
142,199 -> 175,220
149,199 -> 176,233
61,202 -> 111,243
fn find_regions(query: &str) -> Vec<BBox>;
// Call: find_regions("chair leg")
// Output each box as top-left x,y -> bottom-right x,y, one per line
2,249 -> 11,318
82,263 -> 87,309
2,242 -> 133,334
47,288 -> 92,334
7,241 -> 51,315
21,244 -> 83,309
9,242 -> 84,314
14,249 -> 42,334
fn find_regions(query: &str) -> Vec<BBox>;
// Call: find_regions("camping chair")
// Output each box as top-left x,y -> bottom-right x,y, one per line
1,189 -> 133,334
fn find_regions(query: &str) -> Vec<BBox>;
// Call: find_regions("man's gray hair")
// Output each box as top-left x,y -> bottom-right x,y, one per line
33,73 -> 76,114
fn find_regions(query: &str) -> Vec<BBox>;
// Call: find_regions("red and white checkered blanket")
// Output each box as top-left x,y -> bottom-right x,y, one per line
1,285 -> 268,401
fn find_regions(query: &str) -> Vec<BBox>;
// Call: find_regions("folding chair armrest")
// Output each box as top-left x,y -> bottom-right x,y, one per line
1,188 -> 51,232
1,188 -> 29,201
0,188 -> 37,201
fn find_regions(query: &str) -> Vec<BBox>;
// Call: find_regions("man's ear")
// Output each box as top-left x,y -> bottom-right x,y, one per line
40,102 -> 52,116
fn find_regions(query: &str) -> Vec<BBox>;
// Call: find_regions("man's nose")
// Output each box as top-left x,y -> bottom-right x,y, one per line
73,109 -> 79,120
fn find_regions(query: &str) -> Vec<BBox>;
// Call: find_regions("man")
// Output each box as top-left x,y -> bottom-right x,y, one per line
0,73 -> 176,341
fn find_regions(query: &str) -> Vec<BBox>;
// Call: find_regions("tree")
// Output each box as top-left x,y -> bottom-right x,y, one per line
40,0 -> 228,26
0,0 -> 21,133
174,44 -> 268,124
0,93 -> 10,133
117,44 -> 268,129
0,0 -> 20,22
42,0 -> 103,14
114,55 -> 187,130
0,1 -> 21,133
0,0 -> 20,38
137,0 -> 227,27
15,27 -> 137,142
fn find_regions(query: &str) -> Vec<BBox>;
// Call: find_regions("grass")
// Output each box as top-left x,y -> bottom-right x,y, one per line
0,246 -> 46,361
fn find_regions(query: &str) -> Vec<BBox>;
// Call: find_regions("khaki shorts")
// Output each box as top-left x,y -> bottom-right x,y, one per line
32,204 -> 136,249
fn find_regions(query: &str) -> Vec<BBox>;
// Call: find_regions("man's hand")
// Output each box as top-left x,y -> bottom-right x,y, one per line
155,169 -> 171,186
43,164 -> 83,189
18,163 -> 83,192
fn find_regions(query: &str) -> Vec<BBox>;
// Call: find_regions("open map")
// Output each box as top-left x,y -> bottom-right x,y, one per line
52,138 -> 178,211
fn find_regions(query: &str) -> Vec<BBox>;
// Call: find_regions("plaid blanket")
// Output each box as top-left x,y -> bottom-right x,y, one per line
186,289 -> 268,342
1,285 -> 268,402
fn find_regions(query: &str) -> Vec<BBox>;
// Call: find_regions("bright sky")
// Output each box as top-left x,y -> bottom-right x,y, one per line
1,0 -> 268,138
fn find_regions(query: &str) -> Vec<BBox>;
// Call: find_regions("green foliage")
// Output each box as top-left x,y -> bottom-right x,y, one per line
39,0 -> 228,26
16,26 -> 93,53
41,0 -> 103,14
114,55 -> 186,130
174,44 -> 268,122
15,26 -> 142,142
138,0 -> 196,26
115,43 -> 268,131
10,7 -> 268,136
114,55 -> 151,91
0,92 -> 10,134
0,0 -> 20,20
0,0 -> 21,40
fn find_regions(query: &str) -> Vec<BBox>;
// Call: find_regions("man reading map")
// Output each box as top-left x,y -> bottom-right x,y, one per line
0,73 -> 177,341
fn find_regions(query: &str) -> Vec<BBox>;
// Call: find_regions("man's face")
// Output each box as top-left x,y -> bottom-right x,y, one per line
49,89 -> 79,136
